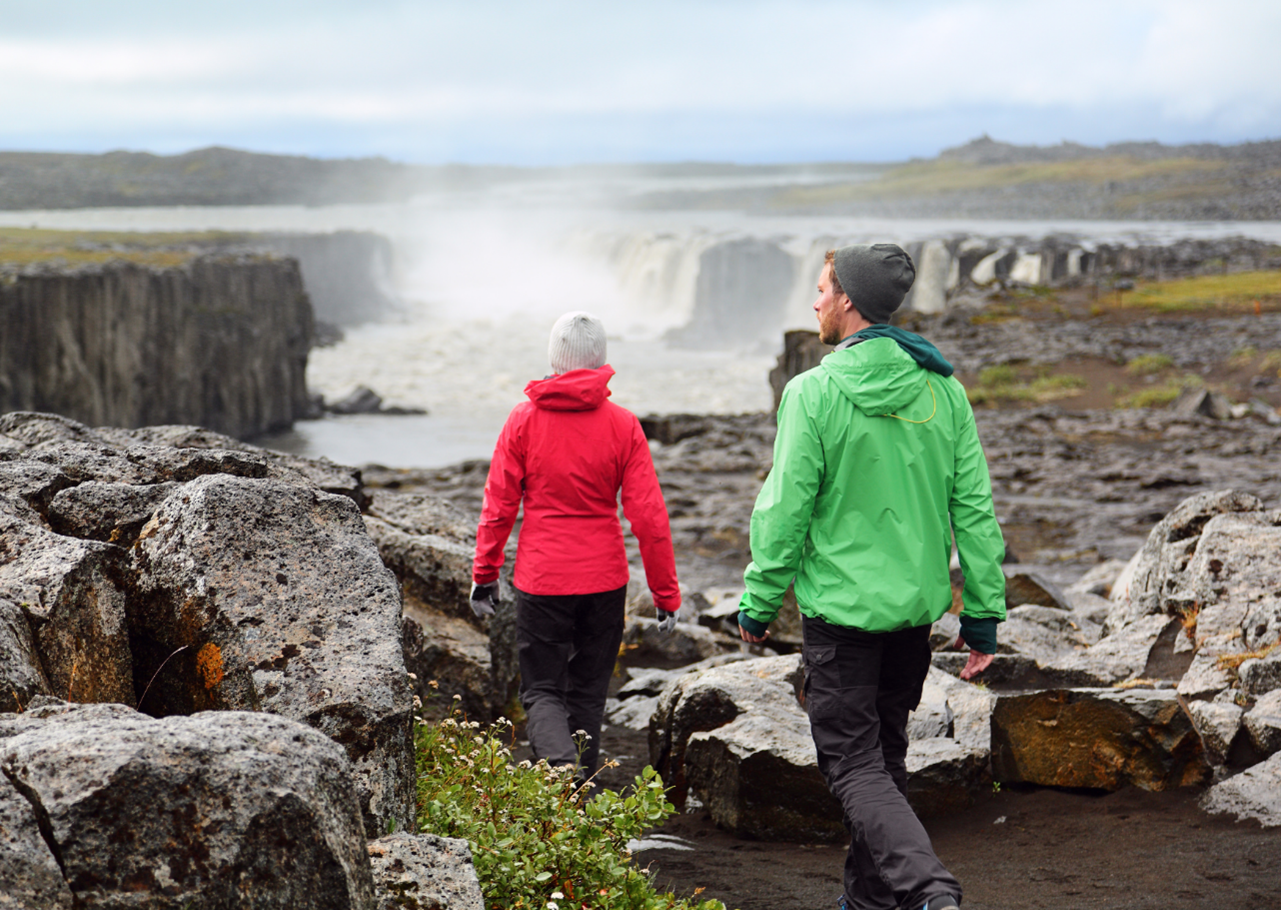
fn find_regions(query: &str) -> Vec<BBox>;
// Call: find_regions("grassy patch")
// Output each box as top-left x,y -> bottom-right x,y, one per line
967,365 -> 1087,405
1122,270 -> 1281,313
772,156 -> 1223,206
0,227 -> 252,268
1125,353 -> 1175,376
1114,374 -> 1203,409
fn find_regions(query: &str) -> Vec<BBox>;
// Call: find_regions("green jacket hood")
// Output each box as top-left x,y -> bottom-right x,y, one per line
820,337 -> 928,417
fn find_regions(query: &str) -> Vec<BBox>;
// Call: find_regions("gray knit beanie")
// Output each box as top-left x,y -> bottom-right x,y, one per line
548,311 -> 607,374
831,243 -> 916,324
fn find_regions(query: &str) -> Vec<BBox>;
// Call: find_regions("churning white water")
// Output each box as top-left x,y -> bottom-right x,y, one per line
6,172 -> 1281,468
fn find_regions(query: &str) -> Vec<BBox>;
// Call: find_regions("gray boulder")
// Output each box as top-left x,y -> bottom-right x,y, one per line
0,699 -> 375,908
0,511 -> 135,706
684,706 -> 842,842
1240,651 -> 1281,697
0,758 -> 73,909
1173,509 -> 1281,699
368,833 -> 485,910
1243,690 -> 1281,756
624,616 -> 743,665
1003,566 -> 1072,610
1201,750 -> 1281,827
1107,489 -> 1263,632
0,597 -> 52,713
130,474 -> 414,837
1187,699 -> 1244,765
606,654 -> 754,732
998,604 -> 1102,664
653,656 -> 994,841
1066,559 -> 1129,599
1039,615 -> 1177,687
649,655 -> 805,811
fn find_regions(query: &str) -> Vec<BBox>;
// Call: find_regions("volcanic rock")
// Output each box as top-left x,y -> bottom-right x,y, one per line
1239,650 -> 1281,697
0,699 -> 375,907
1002,566 -> 1072,610
1187,699 -> 1245,765
367,833 -> 485,910
129,474 -> 414,836
0,597 -> 50,714
1243,690 -> 1281,756
990,688 -> 1208,791
653,656 -> 995,840
1201,750 -> 1281,827
0,511 -> 135,706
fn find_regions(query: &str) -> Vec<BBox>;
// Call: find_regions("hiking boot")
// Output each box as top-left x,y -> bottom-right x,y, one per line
922,898 -> 960,910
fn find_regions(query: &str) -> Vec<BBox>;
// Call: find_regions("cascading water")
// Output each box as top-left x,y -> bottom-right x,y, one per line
3,179 -> 1279,468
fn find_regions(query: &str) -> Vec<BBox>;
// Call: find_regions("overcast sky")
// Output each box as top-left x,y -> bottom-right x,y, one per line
1,0 -> 1277,165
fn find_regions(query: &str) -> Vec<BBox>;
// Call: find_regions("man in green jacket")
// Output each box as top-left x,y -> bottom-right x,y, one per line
738,244 -> 1006,910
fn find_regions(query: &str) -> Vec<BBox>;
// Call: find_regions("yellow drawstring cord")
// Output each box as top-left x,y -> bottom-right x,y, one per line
883,378 -> 936,424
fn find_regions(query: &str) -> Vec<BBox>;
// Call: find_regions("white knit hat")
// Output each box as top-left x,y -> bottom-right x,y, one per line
548,311 -> 607,374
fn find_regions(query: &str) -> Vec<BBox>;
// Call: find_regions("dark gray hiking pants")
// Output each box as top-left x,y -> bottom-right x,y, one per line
516,585 -> 626,776
802,615 -> 962,910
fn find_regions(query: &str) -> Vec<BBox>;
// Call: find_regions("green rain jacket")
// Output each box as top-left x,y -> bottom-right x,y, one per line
740,334 -> 1006,635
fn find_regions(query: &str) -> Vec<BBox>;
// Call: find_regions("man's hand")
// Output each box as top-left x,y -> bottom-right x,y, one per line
955,634 -> 993,680
739,623 -> 770,644
656,609 -> 678,633
470,581 -> 498,618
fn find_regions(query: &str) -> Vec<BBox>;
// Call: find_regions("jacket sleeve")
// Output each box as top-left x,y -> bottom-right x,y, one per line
473,410 -> 526,585
949,391 -> 1006,623
620,418 -> 681,613
740,381 -> 824,628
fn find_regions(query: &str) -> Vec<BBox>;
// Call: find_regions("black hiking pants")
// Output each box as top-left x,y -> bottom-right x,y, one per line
516,584 -> 627,777
802,615 -> 962,910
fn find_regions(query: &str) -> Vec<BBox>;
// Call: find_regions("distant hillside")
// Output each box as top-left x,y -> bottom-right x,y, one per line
765,136 -> 1281,220
2,138 -> 1278,219
0,146 -> 530,209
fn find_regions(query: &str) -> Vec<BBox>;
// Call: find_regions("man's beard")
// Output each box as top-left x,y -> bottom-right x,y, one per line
818,309 -> 842,345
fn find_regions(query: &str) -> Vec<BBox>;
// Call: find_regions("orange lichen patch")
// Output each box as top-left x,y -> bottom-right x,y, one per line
196,642 -> 224,690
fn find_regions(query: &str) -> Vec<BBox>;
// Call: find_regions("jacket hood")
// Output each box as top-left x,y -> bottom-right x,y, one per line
820,338 -> 928,417
524,364 -> 614,410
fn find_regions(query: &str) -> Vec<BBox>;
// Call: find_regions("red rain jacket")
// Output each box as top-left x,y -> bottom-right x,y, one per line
473,365 -> 681,612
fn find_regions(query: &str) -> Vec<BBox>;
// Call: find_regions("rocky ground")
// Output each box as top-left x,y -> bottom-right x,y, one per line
362,289 -> 1281,910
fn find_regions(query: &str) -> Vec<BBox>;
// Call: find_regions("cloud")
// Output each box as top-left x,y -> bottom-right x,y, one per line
0,0 -> 1276,161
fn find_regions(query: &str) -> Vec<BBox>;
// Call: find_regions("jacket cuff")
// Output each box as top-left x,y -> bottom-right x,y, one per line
737,611 -> 771,637
959,615 -> 999,655
473,570 -> 500,585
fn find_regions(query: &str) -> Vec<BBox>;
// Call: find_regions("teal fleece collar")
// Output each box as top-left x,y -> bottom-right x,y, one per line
836,326 -> 954,377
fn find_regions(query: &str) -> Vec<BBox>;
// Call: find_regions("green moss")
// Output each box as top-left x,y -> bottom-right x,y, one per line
1125,353 -> 1175,375
0,227 -> 253,269
1124,270 -> 1281,313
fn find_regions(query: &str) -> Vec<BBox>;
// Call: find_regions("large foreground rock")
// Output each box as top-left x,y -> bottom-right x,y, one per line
991,688 -> 1208,790
0,412 -> 414,837
0,699 -> 374,908
130,474 -> 414,836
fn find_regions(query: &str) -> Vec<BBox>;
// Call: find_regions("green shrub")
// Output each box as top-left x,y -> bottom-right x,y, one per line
415,704 -> 727,910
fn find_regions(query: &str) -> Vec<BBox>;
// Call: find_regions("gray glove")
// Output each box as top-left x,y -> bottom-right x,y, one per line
656,609 -> 678,633
469,581 -> 498,618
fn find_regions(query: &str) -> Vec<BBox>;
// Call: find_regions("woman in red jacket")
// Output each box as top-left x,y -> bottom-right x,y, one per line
470,312 -> 681,780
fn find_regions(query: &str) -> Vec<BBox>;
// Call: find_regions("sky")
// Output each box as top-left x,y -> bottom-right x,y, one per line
1,0 -> 1278,165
